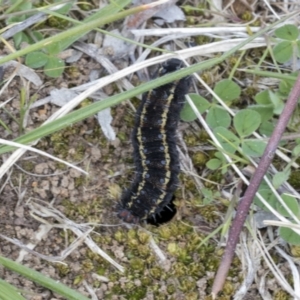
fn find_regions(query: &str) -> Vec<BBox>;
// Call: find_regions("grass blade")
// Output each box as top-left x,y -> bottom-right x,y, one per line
0,255 -> 91,300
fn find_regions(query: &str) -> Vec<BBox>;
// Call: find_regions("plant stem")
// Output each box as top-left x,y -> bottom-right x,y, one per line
211,72 -> 300,297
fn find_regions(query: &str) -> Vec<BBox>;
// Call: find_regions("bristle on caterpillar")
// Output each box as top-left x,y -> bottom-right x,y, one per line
117,58 -> 191,223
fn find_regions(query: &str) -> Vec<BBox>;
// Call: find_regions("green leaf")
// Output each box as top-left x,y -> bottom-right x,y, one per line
292,144 -> 300,157
254,90 -> 271,105
7,14 -> 26,23
278,80 -> 290,95
13,32 -> 29,49
234,109 -> 261,137
25,52 -> 48,68
269,91 -> 284,115
275,24 -> 299,41
30,31 -> 44,42
180,93 -> 210,122
250,105 -> 273,122
215,151 -> 226,162
201,188 -> 215,205
273,41 -> 293,63
242,139 -> 266,157
259,121 -> 274,137
45,42 -> 62,55
54,2 -> 73,14
273,170 -> 291,189
213,126 -> 240,154
254,189 -> 277,211
44,57 -> 65,78
14,0 -> 32,11
213,79 -> 241,103
206,106 -> 231,129
206,158 -> 221,170
276,193 -> 299,217
279,226 -> 300,245
297,40 -> 300,58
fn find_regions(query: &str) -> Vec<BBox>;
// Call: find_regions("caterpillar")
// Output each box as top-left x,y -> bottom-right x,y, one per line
117,58 -> 191,223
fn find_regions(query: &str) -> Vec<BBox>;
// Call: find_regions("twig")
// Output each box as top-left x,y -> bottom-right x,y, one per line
211,72 -> 300,297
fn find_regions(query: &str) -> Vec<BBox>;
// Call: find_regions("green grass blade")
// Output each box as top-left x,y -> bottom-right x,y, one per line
41,0 -> 131,53
0,58 -> 217,154
43,4 -> 169,56
241,69 -> 297,81
0,279 -> 26,300
0,3 -> 144,65
0,256 -> 91,300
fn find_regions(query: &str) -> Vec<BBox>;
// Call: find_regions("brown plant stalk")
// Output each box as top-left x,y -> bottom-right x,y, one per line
212,72 -> 300,297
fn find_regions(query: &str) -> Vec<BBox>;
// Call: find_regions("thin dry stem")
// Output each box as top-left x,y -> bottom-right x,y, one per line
212,72 -> 300,297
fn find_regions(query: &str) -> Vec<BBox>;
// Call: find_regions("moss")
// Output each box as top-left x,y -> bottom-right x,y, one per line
179,174 -> 198,195
189,262 -> 205,277
126,286 -> 147,300
47,16 -> 69,29
135,244 -> 150,258
274,290 -> 290,300
223,280 -> 235,295
73,274 -> 84,285
182,5 -> 195,16
206,171 -> 224,185
185,133 -> 198,147
178,276 -> 196,292
288,170 -> 300,189
78,2 -> 93,11
55,162 -> 68,171
186,16 -> 196,26
243,86 -> 257,98
192,151 -> 208,168
21,160 -> 35,172
129,258 -> 145,272
71,142 -> 85,161
167,284 -> 176,294
177,247 -> 193,264
185,292 -> 198,300
241,11 -> 253,22
140,275 -> 151,286
50,131 -> 69,157
149,267 -> 164,280
201,70 -> 216,86
173,262 -> 187,277
117,131 -> 127,142
137,230 -> 150,244
198,205 -> 220,223
290,245 -> 300,257
66,65 -> 81,79
74,176 -> 86,188
108,273 -> 119,282
81,259 -> 94,272
56,263 -> 70,277
194,35 -> 211,45
204,255 -> 220,272
157,225 -> 172,239
114,229 -> 126,243
123,111 -> 135,128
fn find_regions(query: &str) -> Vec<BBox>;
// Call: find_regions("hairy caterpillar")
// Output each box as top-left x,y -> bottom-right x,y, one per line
117,59 -> 191,223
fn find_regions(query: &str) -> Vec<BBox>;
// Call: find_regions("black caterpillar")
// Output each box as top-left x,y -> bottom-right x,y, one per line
117,58 -> 191,223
